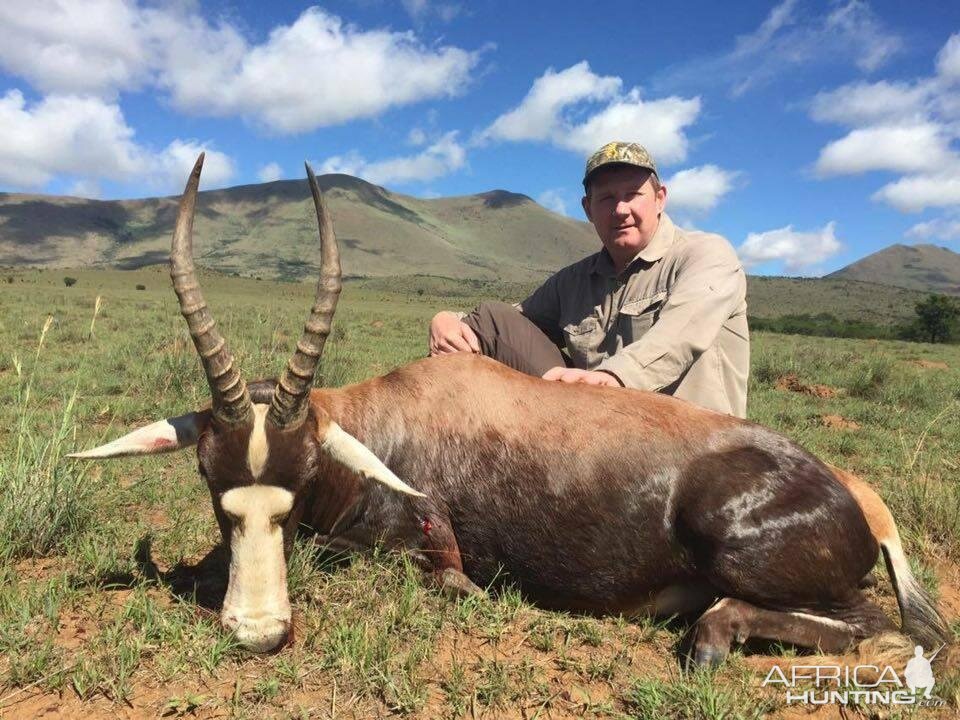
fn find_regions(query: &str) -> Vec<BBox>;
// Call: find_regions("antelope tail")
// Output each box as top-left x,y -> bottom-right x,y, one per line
832,466 -> 951,648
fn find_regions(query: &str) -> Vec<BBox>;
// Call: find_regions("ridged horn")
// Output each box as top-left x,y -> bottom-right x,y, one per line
170,153 -> 252,426
268,163 -> 342,429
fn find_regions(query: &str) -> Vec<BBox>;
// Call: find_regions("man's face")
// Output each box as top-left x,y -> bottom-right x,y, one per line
581,166 -> 667,270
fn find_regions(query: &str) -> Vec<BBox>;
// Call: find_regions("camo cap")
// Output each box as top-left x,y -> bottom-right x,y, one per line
583,142 -> 658,187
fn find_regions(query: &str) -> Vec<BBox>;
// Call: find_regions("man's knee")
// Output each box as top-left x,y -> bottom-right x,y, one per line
467,301 -> 519,335
463,302 -> 566,376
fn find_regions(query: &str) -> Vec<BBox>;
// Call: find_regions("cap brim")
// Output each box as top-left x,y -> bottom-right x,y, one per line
583,162 -> 657,186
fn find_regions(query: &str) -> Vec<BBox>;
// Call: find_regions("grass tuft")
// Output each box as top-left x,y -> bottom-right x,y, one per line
622,669 -> 778,720
0,318 -> 95,558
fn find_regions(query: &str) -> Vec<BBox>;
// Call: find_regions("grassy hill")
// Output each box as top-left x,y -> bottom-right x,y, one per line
3,175 -> 954,327
745,275 -> 928,324
0,176 -> 597,282
3,267 -> 932,330
828,243 -> 960,296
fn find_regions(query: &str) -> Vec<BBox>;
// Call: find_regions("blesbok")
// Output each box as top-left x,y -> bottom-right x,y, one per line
72,155 -> 949,664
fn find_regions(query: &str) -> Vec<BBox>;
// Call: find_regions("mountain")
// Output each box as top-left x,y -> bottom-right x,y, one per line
828,244 -> 960,296
6,178 -> 960,299
0,176 -> 597,282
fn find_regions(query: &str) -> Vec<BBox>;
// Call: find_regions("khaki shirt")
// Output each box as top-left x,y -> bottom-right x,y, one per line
518,212 -> 749,417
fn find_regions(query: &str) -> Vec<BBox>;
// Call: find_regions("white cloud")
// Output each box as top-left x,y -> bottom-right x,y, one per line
809,80 -> 931,126
905,215 -> 960,242
0,90 -> 140,187
67,179 -> 102,199
402,0 -> 462,23
738,221 -> 842,274
815,123 -> 954,176
319,131 -> 466,185
729,0 -> 798,60
155,7 -> 478,133
0,4 -> 480,133
407,127 -> 428,146
481,62 -> 701,164
0,90 -> 234,192
661,0 -> 902,97
257,162 -> 283,183
0,0 -> 151,97
871,170 -> 960,213
824,0 -> 902,72
156,139 -> 235,191
810,33 -> 960,216
663,165 -> 738,212
482,62 -> 621,143
936,32 -> 960,82
558,92 -> 700,161
536,189 -> 567,216
317,151 -> 365,178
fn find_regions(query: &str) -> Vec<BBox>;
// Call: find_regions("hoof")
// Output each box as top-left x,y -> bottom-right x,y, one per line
440,568 -> 483,599
688,643 -> 728,669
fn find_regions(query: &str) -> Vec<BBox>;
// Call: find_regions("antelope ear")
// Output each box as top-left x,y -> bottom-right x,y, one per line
68,411 -> 210,459
320,421 -> 426,498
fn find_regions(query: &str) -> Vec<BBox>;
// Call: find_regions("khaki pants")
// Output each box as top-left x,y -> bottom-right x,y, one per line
462,302 -> 572,377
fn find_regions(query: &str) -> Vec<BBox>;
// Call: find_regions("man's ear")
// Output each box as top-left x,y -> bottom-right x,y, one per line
581,195 -> 592,222
656,184 -> 667,215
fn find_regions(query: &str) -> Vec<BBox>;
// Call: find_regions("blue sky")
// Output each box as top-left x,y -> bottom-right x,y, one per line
0,0 -> 958,275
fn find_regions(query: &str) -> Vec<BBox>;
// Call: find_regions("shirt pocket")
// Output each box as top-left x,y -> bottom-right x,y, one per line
562,315 -> 602,367
618,291 -> 667,345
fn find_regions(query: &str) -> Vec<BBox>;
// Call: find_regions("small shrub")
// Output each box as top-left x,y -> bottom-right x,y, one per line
847,353 -> 892,398
63,276 -> 77,287
135,284 -> 146,291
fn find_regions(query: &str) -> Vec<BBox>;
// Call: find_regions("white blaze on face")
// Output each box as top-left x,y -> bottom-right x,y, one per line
247,404 -> 270,479
220,485 -> 294,653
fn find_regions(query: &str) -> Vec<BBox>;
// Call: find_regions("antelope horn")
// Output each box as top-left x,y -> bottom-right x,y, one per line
269,163 -> 342,429
170,153 -> 252,426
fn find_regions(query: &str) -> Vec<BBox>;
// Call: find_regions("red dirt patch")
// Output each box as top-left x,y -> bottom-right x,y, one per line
910,359 -> 950,370
821,414 -> 860,430
935,562 -> 960,618
775,373 -> 840,399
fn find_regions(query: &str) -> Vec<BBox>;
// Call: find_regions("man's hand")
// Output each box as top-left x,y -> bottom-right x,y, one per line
541,367 -> 622,387
429,311 -> 481,356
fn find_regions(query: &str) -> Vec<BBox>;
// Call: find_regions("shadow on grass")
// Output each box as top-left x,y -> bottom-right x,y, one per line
71,536 -> 229,611
96,533 -> 358,612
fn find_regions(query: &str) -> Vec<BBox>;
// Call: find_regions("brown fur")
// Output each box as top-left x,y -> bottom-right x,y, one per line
97,349 -> 948,663
828,464 -> 897,543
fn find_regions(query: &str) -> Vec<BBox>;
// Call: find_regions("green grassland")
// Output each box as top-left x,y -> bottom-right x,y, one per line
1,269 -> 959,718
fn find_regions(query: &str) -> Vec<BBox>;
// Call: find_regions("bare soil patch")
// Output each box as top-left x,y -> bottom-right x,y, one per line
821,414 -> 860,430
909,359 -> 950,370
775,373 -> 840,399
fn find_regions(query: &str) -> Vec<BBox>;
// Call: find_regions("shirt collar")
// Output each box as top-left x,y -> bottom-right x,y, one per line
591,212 -> 676,277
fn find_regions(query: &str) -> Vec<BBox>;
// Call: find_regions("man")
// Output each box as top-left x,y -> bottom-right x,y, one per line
428,141 -> 749,417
